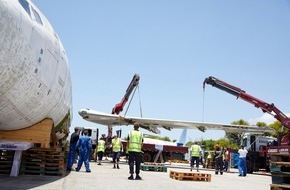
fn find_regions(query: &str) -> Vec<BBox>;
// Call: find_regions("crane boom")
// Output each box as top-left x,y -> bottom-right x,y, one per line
111,74 -> 140,115
203,76 -> 290,146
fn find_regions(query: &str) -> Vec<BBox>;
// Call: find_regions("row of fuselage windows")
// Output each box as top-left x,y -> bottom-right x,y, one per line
18,0 -> 43,25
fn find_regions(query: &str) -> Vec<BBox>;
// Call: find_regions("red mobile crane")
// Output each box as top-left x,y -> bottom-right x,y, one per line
203,76 -> 290,146
203,76 -> 290,173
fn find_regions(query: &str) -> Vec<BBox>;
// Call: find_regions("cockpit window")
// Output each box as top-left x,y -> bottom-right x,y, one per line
31,7 -> 43,25
18,0 -> 31,17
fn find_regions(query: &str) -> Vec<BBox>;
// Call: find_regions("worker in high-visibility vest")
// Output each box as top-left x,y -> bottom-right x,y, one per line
96,136 -> 106,165
190,141 -> 202,172
127,123 -> 143,180
112,134 -> 123,169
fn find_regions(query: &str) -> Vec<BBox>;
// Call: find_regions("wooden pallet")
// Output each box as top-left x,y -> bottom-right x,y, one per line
21,147 -> 66,176
269,152 -> 290,189
0,150 -> 14,175
169,160 -> 189,164
271,162 -> 290,186
143,162 -> 165,166
141,164 -> 167,172
169,170 -> 211,182
271,184 -> 290,190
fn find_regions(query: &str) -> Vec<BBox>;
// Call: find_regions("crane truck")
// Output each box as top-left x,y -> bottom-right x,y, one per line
203,76 -> 290,172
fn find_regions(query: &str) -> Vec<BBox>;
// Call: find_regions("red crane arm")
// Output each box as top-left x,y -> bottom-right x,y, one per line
111,74 -> 140,115
203,76 -> 290,145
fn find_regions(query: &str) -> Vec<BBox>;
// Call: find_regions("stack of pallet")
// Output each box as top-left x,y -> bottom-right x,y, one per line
21,147 -> 66,176
268,147 -> 290,190
169,159 -> 189,164
169,170 -> 211,182
0,150 -> 14,175
141,162 -> 167,172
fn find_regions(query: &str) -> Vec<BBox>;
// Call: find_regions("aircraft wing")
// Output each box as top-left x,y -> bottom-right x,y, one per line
78,108 -> 275,134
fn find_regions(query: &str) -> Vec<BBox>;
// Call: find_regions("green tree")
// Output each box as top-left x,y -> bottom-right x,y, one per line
269,120 -> 288,138
186,139 -> 239,151
225,119 -> 249,145
256,121 -> 274,136
202,139 -> 216,150
256,121 -> 267,127
162,136 -> 171,142
143,134 -> 171,142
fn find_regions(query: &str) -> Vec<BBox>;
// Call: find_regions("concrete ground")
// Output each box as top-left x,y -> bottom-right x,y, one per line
0,159 -> 272,190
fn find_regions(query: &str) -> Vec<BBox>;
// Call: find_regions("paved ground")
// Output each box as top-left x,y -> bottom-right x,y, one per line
0,160 -> 272,190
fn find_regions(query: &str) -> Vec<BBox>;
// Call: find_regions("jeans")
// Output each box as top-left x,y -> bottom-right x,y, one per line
238,157 -> 247,176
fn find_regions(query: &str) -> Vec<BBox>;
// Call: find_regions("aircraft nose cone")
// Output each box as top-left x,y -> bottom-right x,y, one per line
78,109 -> 88,117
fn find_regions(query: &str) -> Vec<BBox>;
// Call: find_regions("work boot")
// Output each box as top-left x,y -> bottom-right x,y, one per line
128,175 -> 134,180
135,175 -> 142,180
117,164 -> 120,169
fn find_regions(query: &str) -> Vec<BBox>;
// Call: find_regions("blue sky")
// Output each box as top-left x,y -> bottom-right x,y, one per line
33,0 -> 290,142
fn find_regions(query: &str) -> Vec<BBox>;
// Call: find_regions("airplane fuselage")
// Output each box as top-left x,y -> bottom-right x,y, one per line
0,0 -> 72,130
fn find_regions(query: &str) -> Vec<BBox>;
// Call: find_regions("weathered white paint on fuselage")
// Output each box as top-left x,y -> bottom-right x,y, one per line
0,0 -> 72,130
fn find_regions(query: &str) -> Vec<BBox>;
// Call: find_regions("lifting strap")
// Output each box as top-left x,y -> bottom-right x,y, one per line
124,84 -> 143,118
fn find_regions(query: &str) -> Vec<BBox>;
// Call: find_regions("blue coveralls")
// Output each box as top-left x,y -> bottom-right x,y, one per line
76,135 -> 92,172
67,132 -> 79,170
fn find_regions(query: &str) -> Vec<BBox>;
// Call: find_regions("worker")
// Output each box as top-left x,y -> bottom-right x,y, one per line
200,147 -> 205,166
112,134 -> 123,169
75,130 -> 92,172
223,147 -> 230,172
238,145 -> 248,177
96,136 -> 106,165
205,151 -> 214,168
190,141 -> 202,172
214,143 -> 224,175
127,122 -> 143,180
62,134 -> 69,164
67,127 -> 80,171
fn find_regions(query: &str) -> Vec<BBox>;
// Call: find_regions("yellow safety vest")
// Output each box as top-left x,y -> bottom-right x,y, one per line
112,138 -> 121,152
207,152 -> 213,159
97,139 -> 105,152
191,144 -> 200,157
128,130 -> 143,152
